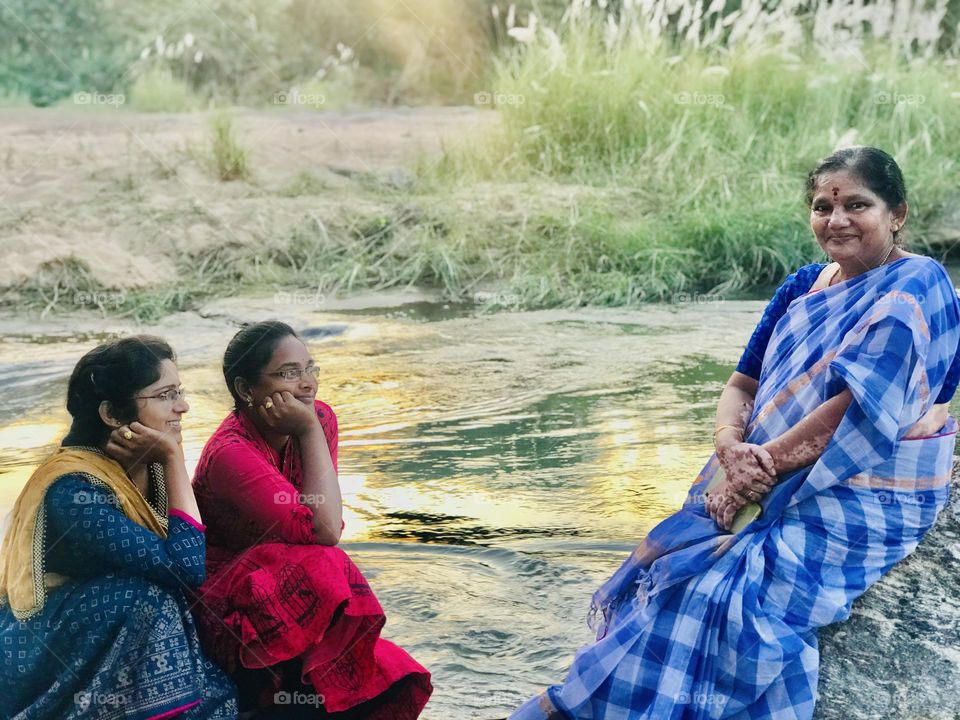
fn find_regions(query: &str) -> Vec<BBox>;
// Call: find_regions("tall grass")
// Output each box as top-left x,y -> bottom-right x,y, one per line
428,0 -> 960,303
8,1 -> 960,318
2,0 -> 564,109
129,69 -> 201,112
6,207 -> 500,321
110,0 -> 542,108
208,113 -> 249,181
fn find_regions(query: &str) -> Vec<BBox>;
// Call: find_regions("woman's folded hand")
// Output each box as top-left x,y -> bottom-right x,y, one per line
902,402 -> 949,439
708,442 -> 777,530
706,482 -> 750,531
706,472 -> 770,531
716,442 -> 777,494
105,421 -> 181,469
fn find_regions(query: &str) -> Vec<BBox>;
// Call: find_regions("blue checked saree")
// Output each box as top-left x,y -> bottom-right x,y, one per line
511,256 -> 960,720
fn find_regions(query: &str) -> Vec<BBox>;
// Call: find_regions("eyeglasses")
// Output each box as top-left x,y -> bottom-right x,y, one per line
266,365 -> 321,382
136,387 -> 187,403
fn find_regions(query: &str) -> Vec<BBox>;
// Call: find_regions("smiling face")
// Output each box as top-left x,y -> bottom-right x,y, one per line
809,169 -> 906,270
134,358 -> 189,441
246,335 -> 318,408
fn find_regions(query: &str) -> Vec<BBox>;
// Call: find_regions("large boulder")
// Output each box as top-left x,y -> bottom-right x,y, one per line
816,463 -> 960,719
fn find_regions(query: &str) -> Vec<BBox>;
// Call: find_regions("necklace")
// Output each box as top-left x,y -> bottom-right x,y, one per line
829,243 -> 896,286
878,242 -> 896,266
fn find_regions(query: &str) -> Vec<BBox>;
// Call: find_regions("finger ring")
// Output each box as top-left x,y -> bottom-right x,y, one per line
123,429 -> 133,440
263,399 -> 274,409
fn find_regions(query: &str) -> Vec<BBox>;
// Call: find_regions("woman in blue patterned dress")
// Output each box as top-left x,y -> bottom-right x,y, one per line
0,336 -> 237,719
510,147 -> 960,719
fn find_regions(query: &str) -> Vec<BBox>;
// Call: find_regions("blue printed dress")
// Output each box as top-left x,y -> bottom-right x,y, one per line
0,471 -> 237,719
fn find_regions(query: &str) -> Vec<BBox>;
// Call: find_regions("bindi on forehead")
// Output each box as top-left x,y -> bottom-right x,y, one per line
832,187 -> 839,197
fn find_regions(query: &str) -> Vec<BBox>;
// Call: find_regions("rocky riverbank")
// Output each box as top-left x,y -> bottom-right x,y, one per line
817,462 -> 960,720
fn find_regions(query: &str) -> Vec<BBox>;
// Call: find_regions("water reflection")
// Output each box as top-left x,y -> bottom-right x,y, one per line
0,300 -> 768,719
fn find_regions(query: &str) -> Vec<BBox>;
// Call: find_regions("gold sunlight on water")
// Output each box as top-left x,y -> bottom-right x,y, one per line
0,421 -> 64,449
591,412 -> 712,521
0,419 -> 69,513
0,466 -> 35,514
338,473 -> 373,540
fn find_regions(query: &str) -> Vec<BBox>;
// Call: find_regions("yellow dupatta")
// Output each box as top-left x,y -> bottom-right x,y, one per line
0,447 -> 167,620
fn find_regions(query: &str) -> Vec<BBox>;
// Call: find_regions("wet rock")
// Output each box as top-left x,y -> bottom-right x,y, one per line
816,466 -> 960,720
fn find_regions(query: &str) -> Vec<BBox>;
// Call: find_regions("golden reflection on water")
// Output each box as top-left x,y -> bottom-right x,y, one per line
337,472 -> 373,539
0,419 -> 69,511
0,305 -> 740,548
0,465 -> 36,512
0,421 -> 64,449
591,412 -> 713,526
0,352 -> 461,544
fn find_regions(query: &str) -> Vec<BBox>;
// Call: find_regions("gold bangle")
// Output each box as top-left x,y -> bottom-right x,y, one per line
713,424 -> 743,442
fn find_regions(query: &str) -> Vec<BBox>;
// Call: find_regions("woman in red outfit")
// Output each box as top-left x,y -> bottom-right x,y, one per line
190,320 -> 432,719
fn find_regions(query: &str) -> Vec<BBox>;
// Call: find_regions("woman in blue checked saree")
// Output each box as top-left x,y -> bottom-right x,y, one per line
0,337 -> 237,719
511,147 -> 960,720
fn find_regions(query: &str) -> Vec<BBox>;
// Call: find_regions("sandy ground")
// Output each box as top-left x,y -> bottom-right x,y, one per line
0,106 -> 497,291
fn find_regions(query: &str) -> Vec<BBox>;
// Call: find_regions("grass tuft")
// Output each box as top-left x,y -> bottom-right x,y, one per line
208,112 -> 249,181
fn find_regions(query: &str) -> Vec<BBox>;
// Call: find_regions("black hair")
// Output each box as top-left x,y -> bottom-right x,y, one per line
62,335 -> 176,447
805,145 -> 908,245
222,320 -> 299,409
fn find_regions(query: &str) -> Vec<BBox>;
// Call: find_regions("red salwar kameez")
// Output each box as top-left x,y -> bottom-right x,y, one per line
190,400 -> 432,719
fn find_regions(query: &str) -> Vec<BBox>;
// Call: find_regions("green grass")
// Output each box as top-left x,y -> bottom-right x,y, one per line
208,112 -> 249,181
0,90 -> 32,107
6,6 -> 960,320
423,19 -> 960,304
129,69 -> 202,112
277,171 -> 330,197
0,0 -> 534,109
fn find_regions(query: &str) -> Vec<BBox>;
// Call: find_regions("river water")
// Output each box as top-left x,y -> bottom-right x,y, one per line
0,284 -> 952,719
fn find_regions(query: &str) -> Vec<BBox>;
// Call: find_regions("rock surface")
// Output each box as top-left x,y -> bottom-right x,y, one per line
816,465 -> 960,720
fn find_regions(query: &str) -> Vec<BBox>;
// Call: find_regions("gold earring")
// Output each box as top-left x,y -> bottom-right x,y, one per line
245,397 -> 254,407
